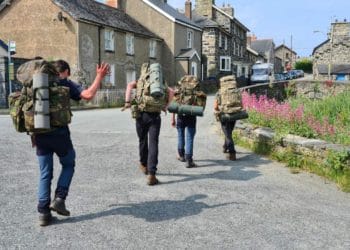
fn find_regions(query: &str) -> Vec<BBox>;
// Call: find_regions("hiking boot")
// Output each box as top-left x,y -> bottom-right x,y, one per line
139,164 -> 148,175
222,146 -> 227,153
186,159 -> 197,168
147,175 -> 159,186
226,152 -> 236,161
50,197 -> 70,216
38,212 -> 52,227
177,155 -> 186,162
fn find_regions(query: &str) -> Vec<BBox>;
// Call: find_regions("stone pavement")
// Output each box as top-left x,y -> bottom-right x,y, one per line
0,96 -> 349,249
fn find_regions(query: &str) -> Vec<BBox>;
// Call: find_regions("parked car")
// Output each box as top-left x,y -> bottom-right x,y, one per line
274,73 -> 286,81
295,69 -> 304,77
283,71 -> 291,80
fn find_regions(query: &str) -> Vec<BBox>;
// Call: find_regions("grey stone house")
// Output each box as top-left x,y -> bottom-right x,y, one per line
193,0 -> 250,80
115,0 -> 202,85
0,0 -> 162,90
275,44 -> 297,72
250,39 -> 275,65
313,20 -> 350,81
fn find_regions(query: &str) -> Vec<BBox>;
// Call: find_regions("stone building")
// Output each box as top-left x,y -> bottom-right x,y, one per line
313,20 -> 350,81
109,0 -> 202,85
274,44 -> 297,72
250,38 -> 275,65
193,0 -> 250,80
0,0 -> 162,89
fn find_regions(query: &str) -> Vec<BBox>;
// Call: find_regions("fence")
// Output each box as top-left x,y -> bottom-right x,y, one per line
86,89 -> 126,107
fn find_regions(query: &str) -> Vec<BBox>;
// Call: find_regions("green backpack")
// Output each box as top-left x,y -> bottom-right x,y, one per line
217,75 -> 242,114
173,75 -> 207,108
135,63 -> 168,113
8,59 -> 72,133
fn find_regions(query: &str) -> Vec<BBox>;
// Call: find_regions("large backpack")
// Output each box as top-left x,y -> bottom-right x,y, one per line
135,62 -> 168,113
8,59 -> 72,133
217,75 -> 242,114
173,75 -> 207,108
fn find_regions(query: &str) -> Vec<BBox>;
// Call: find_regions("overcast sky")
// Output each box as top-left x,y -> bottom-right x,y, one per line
168,0 -> 350,57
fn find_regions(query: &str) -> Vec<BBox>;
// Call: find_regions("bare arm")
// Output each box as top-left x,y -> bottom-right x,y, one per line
214,98 -> 220,111
80,62 -> 110,100
122,80 -> 137,110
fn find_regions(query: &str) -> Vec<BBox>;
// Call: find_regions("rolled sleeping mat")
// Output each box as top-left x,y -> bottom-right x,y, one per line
33,73 -> 50,129
167,102 -> 179,113
178,104 -> 204,116
149,63 -> 164,98
220,110 -> 249,122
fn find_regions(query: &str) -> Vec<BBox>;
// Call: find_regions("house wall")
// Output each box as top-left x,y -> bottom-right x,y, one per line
0,0 -> 77,65
313,22 -> 350,80
124,0 -> 176,85
275,46 -> 297,71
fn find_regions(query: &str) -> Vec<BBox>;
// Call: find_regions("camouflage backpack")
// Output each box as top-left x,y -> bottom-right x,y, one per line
173,75 -> 207,108
217,75 -> 242,114
8,59 -> 72,133
134,62 -> 168,113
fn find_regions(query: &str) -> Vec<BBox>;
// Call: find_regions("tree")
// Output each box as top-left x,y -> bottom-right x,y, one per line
294,58 -> 313,73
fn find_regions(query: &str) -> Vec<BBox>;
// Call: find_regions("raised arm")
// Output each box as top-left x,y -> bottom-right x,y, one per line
80,62 -> 110,100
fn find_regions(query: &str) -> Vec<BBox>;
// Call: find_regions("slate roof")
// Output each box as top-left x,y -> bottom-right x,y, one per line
317,64 -> 350,74
175,48 -> 200,60
0,39 -> 8,51
52,0 -> 160,39
251,39 -> 274,55
145,0 -> 201,30
275,44 -> 297,55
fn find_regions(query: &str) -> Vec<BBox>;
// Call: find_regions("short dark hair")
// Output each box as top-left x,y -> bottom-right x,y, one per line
53,60 -> 70,76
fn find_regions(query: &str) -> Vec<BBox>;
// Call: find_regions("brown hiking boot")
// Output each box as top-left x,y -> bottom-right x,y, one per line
50,197 -> 70,216
147,175 -> 159,186
177,155 -> 186,162
139,164 -> 148,175
226,152 -> 236,161
38,212 -> 52,227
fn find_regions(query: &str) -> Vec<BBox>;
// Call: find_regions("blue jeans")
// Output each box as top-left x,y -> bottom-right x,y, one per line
177,126 -> 196,160
37,149 -> 76,213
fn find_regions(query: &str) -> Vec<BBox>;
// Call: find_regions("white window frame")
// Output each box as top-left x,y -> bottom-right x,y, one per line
104,64 -> 115,86
224,36 -> 228,50
187,30 -> 193,49
126,70 -> 136,85
104,29 -> 115,51
219,32 -> 222,48
220,56 -> 231,71
149,40 -> 157,58
126,33 -> 134,55
191,62 -> 197,77
233,41 -> 236,55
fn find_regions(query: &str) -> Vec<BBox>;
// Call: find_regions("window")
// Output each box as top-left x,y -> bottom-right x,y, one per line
104,29 -> 114,51
191,62 -> 197,77
233,41 -> 236,55
220,56 -> 231,71
104,64 -> 115,86
149,40 -> 157,58
219,32 -> 222,48
224,36 -> 228,50
126,70 -> 136,85
126,33 -> 134,55
187,30 -> 193,48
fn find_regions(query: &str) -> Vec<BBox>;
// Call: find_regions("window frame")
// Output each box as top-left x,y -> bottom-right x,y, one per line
187,30 -> 193,49
104,29 -> 115,51
126,33 -> 134,55
104,64 -> 115,86
149,40 -> 157,58
220,56 -> 231,71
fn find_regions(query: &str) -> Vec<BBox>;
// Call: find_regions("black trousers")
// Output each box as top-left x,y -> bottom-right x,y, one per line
221,121 -> 236,153
136,112 -> 161,175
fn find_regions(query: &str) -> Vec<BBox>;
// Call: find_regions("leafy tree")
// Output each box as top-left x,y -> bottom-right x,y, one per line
294,58 -> 313,73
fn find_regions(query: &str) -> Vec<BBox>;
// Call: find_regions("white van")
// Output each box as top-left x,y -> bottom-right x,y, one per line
250,62 -> 274,84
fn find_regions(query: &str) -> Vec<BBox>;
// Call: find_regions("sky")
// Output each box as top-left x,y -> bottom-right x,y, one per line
168,0 -> 350,57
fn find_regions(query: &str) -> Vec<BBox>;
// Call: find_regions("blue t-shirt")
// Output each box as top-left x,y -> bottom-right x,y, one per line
35,78 -> 83,156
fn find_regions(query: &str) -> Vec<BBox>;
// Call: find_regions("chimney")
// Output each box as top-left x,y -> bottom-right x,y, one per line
185,0 -> 192,20
195,0 -> 214,18
220,4 -> 234,17
247,34 -> 252,47
106,0 -> 118,8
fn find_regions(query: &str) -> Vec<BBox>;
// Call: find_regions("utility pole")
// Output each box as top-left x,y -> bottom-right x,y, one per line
290,35 -> 293,69
328,24 -> 334,80
7,40 -> 12,94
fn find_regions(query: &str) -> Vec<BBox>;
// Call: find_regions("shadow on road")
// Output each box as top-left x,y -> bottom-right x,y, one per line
158,152 -> 269,185
54,194 -> 241,224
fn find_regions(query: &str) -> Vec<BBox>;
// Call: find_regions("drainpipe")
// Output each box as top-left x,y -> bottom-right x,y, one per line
98,26 -> 102,65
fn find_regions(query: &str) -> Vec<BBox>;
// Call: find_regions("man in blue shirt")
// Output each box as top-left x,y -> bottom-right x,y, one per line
34,60 -> 110,226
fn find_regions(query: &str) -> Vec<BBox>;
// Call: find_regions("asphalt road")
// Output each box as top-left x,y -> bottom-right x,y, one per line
0,96 -> 349,249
